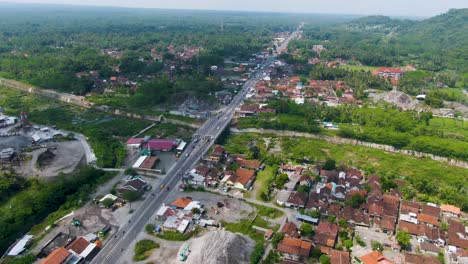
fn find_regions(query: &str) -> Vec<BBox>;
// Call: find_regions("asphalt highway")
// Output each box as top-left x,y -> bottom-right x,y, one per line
90,24 -> 303,264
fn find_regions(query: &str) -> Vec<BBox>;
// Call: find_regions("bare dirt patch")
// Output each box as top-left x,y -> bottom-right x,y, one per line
17,140 -> 85,178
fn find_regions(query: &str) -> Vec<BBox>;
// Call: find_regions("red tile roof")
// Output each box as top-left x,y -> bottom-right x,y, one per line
235,168 -> 256,186
418,214 -> 440,227
440,204 -> 461,215
281,222 -> 299,238
143,139 -> 177,150
41,247 -> 71,264
139,156 -> 159,169
277,237 -> 312,257
237,159 -> 262,169
171,197 -> 192,208
360,251 -> 393,264
330,249 -> 350,264
405,253 -> 441,264
66,237 -> 89,254
126,138 -> 143,145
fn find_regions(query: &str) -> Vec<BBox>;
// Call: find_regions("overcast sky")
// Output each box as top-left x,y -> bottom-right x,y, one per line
3,0 -> 467,17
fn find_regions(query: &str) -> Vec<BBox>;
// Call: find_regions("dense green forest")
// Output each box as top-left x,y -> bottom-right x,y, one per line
0,4 -> 346,98
0,167 -> 113,255
290,9 -> 468,87
238,100 -> 468,161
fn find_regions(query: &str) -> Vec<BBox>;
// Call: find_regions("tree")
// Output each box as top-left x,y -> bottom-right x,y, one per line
345,193 -> 366,208
396,229 -> 411,249
297,184 -> 309,193
323,159 -> 336,170
123,191 -> 141,202
319,254 -> 331,264
101,198 -> 114,208
274,173 -> 289,189
371,240 -> 384,252
301,223 -> 314,236
124,168 -> 138,176
271,233 -> 285,248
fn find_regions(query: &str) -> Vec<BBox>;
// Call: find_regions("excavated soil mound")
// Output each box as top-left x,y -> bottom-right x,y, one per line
176,230 -> 255,264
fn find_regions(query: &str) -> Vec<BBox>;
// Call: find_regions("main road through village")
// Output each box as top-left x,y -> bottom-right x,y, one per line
91,24 -> 303,264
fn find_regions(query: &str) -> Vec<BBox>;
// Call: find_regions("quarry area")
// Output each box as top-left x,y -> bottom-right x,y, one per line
0,111 -> 89,178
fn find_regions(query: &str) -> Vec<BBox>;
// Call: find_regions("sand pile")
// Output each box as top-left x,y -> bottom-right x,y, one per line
176,230 -> 254,264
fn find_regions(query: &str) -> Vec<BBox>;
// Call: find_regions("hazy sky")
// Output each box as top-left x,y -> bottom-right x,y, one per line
4,0 -> 468,17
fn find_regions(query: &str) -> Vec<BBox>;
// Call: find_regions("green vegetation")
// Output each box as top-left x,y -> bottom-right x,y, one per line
271,233 -> 285,248
250,243 -> 264,264
298,9 -> 468,81
101,198 -> 114,208
371,241 -> 384,252
246,202 -> 284,219
156,227 -> 201,241
29,106 -> 149,168
122,191 -> 142,202
319,254 -> 331,264
1,254 -> 36,264
133,240 -> 159,261
145,123 -> 195,142
239,100 -> 468,161
396,229 -> 412,249
255,165 -> 277,201
226,133 -> 468,211
0,86 -> 150,168
0,167 -> 114,254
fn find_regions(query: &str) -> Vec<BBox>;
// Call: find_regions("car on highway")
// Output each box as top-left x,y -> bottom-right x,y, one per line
159,184 -> 165,190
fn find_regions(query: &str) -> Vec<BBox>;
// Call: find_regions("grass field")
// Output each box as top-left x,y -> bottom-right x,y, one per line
254,166 -> 276,201
429,117 -> 467,140
133,239 -> 159,261
340,65 -> 379,72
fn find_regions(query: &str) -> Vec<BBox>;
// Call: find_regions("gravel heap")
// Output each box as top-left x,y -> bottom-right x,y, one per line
177,230 -> 254,264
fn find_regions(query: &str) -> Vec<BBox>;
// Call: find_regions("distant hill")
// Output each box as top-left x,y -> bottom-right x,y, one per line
400,9 -> 468,50
343,9 -> 468,72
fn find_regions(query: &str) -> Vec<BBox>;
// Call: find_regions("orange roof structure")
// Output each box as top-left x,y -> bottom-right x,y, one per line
277,237 -> 312,257
440,204 -> 461,215
41,247 -> 71,264
139,156 -> 159,169
235,168 -> 256,186
171,197 -> 192,208
360,251 -> 393,264
238,159 -> 262,169
418,214 -> 440,227
66,237 -> 89,254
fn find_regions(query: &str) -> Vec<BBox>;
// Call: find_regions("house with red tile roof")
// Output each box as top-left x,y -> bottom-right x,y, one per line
360,251 -> 393,264
440,204 -> 461,218
330,249 -> 350,264
276,237 -> 312,258
210,145 -> 225,162
281,222 -> 299,238
418,214 -> 440,227
40,247 -> 72,264
404,253 -> 441,264
234,168 -> 256,190
314,222 -> 338,248
448,219 -> 468,249
237,159 -> 263,170
285,192 -> 308,209
66,237 -> 89,255
171,197 -> 193,209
